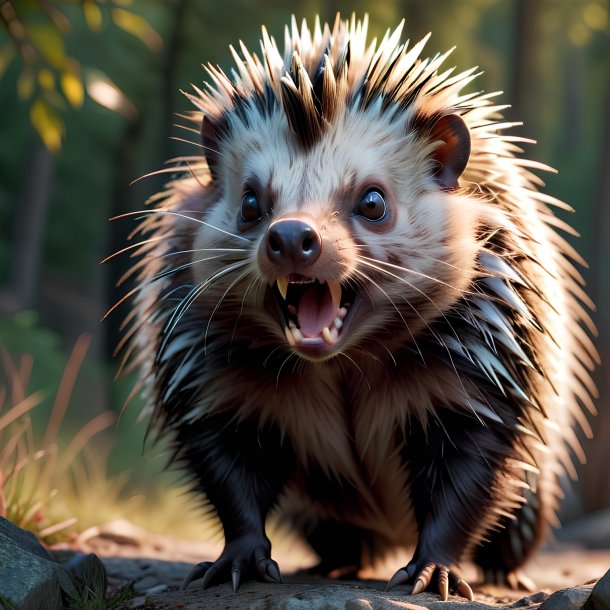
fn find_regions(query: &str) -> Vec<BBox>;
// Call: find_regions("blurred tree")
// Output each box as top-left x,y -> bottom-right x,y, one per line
0,0 -> 608,515
0,0 -> 160,310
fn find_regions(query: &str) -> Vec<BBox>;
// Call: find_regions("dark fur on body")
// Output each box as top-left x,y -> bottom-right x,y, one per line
116,16 -> 597,598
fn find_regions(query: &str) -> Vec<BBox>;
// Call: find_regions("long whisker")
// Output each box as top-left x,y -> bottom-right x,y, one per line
204,268 -> 254,352
354,258 -> 483,422
276,351 -> 299,388
230,276 -> 266,355
161,247 -> 250,258
355,257 -> 466,343
110,209 -> 253,244
101,236 -> 165,263
357,254 -> 469,297
105,252 -> 236,319
161,261 -> 250,352
336,351 -> 370,391
351,268 -> 425,364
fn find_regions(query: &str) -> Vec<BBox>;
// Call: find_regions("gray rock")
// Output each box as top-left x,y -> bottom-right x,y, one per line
0,517 -> 106,610
538,586 -> 593,610
583,569 -> 610,610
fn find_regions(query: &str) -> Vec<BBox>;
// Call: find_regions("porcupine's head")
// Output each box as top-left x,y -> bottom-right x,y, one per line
185,15 -> 511,362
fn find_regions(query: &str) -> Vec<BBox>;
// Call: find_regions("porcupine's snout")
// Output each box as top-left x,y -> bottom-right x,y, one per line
259,213 -> 354,357
265,217 -> 322,273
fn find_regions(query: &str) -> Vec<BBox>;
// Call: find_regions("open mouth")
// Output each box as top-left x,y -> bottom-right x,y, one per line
274,274 -> 355,350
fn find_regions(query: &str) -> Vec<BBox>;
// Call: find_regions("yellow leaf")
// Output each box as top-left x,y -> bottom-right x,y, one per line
111,8 -> 162,52
61,69 -> 84,108
83,0 -> 103,31
38,69 -> 55,91
17,68 -> 35,100
25,24 -> 66,69
30,98 -> 64,153
0,43 -> 15,79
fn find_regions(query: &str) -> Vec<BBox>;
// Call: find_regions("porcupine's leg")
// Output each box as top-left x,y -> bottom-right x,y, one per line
388,408 -> 521,601
473,472 -> 543,590
178,412 -> 294,591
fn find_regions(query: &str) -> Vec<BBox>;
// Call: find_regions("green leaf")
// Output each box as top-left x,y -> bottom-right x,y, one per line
38,68 -> 55,91
110,8 -> 162,51
30,98 -> 64,153
17,68 -> 35,100
25,23 -> 66,69
83,0 -> 103,31
0,43 -> 15,79
61,65 -> 84,108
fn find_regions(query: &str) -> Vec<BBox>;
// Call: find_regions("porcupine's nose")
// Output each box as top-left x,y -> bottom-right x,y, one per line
266,219 -> 321,269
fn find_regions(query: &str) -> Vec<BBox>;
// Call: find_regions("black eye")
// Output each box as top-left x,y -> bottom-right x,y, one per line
356,189 -> 387,221
240,190 -> 261,223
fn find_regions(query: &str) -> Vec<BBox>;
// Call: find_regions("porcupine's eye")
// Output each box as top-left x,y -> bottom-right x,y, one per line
356,189 -> 387,222
240,190 -> 261,223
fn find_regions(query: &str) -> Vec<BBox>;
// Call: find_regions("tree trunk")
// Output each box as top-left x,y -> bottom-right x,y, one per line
583,73 -> 610,512
5,141 -> 54,313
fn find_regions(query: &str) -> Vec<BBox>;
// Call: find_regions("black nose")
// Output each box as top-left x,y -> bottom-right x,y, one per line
266,219 -> 321,268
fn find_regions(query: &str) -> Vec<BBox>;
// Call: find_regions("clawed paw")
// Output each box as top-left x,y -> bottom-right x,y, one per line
483,567 -> 535,591
386,561 -> 474,601
181,539 -> 281,592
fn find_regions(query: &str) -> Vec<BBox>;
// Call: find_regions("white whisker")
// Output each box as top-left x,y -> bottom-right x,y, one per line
111,209 -> 253,244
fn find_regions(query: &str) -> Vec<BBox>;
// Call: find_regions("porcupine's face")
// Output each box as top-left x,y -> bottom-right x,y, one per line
190,21 -> 485,362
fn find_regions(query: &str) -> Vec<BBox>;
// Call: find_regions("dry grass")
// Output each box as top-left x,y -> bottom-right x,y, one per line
0,334 -> 116,543
0,333 -> 214,546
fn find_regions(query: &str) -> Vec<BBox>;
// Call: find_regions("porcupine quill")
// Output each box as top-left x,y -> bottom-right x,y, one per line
110,14 -> 598,601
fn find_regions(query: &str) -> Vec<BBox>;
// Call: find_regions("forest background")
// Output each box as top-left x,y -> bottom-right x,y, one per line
0,0 -> 609,540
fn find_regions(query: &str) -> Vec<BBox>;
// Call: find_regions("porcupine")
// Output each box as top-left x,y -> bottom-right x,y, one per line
114,15 -> 598,600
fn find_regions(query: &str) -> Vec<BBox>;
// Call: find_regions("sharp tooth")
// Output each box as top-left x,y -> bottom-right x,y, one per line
288,319 -> 297,330
322,327 -> 335,345
284,326 -> 296,347
292,327 -> 303,342
338,307 -> 348,319
277,276 -> 289,301
327,279 -> 342,310
330,327 -> 339,341
334,317 -> 343,330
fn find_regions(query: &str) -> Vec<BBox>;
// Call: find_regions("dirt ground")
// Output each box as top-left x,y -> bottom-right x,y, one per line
69,519 -> 610,609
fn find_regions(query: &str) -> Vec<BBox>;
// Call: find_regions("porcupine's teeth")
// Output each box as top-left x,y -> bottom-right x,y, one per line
277,276 -> 289,301
322,326 -> 340,345
284,325 -> 297,347
327,279 -> 342,312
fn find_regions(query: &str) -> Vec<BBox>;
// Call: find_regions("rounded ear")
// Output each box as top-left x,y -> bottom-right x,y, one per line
430,114 -> 470,190
201,115 -> 224,183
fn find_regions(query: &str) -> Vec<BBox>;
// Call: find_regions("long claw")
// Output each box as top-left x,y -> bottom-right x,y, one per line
506,570 -> 536,591
201,565 -> 217,589
232,569 -> 242,592
411,578 -> 424,595
181,561 -> 212,591
386,568 -> 410,591
411,562 -> 435,594
457,578 -> 474,601
266,560 -> 282,583
438,567 -> 449,601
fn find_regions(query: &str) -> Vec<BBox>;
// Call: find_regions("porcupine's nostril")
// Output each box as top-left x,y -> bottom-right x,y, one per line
265,219 -> 321,268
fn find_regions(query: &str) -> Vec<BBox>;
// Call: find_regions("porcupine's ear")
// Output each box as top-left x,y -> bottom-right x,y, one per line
201,115 -> 225,183
429,114 -> 470,190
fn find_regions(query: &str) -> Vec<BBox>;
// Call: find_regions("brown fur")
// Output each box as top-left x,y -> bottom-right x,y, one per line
115,15 -> 597,592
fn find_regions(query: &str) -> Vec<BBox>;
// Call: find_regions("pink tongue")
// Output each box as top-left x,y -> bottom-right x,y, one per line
297,284 -> 338,338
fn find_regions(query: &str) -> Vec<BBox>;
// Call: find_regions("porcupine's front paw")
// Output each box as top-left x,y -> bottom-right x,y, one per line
386,560 -> 474,601
181,535 -> 281,592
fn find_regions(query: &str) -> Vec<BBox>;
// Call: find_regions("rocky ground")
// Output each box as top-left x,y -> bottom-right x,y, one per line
68,516 -> 610,610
